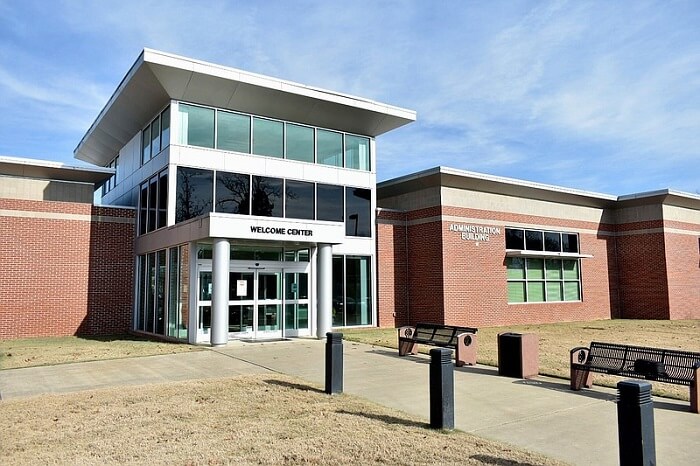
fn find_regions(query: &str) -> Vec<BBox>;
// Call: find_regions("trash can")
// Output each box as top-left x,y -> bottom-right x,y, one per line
497,332 -> 539,379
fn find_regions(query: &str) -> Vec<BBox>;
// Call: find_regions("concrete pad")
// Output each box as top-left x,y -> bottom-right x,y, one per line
1,338 -> 698,466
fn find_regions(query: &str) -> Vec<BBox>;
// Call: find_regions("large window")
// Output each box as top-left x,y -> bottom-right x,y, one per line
142,106 -> 171,165
332,255 -> 372,326
138,170 -> 168,235
345,135 -> 370,170
505,228 -> 582,303
173,167 -> 370,236
317,184 -> 344,221
252,117 -> 283,158
345,187 -> 371,237
252,176 -> 283,217
217,110 -> 250,153
317,129 -> 343,167
285,180 -> 315,220
176,167 -> 213,223
174,102 -> 372,171
102,155 -> 119,195
215,172 -> 250,214
178,104 -> 215,148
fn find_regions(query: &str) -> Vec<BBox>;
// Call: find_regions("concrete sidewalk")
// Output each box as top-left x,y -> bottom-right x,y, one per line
1,338 -> 698,465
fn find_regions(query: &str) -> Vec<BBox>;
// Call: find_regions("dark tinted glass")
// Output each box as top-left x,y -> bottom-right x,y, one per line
505,228 -> 524,249
285,180 -> 315,220
345,187 -> 371,237
175,167 -> 213,223
216,172 -> 250,214
251,176 -> 283,217
525,230 -> 544,251
544,232 -> 561,252
157,173 -> 168,229
562,233 -> 579,253
317,184 -> 344,221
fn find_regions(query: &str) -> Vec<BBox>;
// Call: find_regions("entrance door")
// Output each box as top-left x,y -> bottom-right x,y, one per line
229,269 -> 283,339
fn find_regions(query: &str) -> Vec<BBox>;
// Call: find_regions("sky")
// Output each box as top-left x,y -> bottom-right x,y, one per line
1,0 -> 699,196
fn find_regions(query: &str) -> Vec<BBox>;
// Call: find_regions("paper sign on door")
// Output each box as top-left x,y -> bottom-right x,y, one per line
237,280 -> 247,297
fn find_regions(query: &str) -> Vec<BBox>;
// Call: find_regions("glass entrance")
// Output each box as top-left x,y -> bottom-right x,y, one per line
229,269 -> 283,339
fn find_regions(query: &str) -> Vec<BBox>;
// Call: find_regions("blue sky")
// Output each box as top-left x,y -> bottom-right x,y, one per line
1,0 -> 699,195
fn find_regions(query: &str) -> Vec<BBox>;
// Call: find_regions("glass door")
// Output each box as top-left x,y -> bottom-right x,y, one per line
229,271 -> 254,338
256,271 -> 282,336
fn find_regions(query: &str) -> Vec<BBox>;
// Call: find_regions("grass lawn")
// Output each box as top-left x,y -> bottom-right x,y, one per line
0,334 -> 202,370
342,319 -> 700,401
0,374 -> 565,465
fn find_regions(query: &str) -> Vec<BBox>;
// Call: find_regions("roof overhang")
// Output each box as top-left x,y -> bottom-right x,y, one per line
0,155 -> 113,185
75,49 -> 417,166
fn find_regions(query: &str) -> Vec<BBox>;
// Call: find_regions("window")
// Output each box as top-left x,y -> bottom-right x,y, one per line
345,135 -> 370,170
178,104 -> 215,148
217,110 -> 250,153
317,129 -> 343,167
251,176 -> 283,217
142,106 -> 171,165
505,228 -> 582,303
506,257 -> 581,303
345,187 -> 371,237
138,169 -> 169,235
175,167 -> 213,223
285,180 -> 315,220
215,172 -> 250,214
332,255 -> 372,326
102,155 -> 119,195
285,123 -> 314,163
252,117 -> 283,158
317,184 -> 344,221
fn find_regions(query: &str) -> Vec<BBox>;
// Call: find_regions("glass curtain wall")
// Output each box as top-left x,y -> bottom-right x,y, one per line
332,255 -> 372,326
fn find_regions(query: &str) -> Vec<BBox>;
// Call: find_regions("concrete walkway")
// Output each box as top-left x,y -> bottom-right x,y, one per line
1,338 -> 698,465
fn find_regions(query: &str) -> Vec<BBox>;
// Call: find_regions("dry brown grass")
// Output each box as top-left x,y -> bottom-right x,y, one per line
0,374 -> 565,466
0,334 -> 201,370
342,320 -> 700,400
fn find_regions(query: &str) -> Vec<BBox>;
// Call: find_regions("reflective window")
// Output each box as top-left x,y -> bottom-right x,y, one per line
139,183 -> 148,235
175,167 -> 213,223
317,184 -> 344,221
141,125 -> 151,165
178,104 -> 215,148
161,107 -> 170,150
332,255 -> 372,327
317,129 -> 343,167
157,172 -> 168,229
216,172 -> 250,215
148,176 -> 158,232
252,176 -> 283,217
345,187 -> 371,237
217,110 -> 250,153
345,135 -> 370,170
285,180 -> 315,220
285,123 -> 314,163
253,117 -> 283,158
505,229 -> 524,249
150,115 -> 161,156
525,230 -> 543,251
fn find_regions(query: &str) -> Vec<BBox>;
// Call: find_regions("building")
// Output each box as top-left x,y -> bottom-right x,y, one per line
73,49 -> 415,345
0,156 -> 134,339
376,167 -> 700,328
2,50 -> 698,342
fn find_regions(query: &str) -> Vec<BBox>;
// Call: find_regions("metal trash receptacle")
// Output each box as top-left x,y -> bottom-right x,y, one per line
497,332 -> 539,378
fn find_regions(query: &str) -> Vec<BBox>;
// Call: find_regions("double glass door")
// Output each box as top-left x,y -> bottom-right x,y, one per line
198,263 -> 309,341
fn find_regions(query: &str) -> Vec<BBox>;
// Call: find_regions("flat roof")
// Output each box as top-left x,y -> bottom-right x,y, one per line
0,155 -> 113,184
75,49 -> 417,166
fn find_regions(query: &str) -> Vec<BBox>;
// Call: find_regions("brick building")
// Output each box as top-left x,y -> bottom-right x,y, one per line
376,167 -> 700,328
0,156 -> 134,339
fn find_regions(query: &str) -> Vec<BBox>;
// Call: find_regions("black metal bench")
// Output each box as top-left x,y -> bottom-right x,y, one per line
570,341 -> 700,413
397,322 -> 478,366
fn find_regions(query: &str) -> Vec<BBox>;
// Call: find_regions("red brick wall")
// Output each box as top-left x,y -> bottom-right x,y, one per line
614,220 -> 670,319
376,209 -> 408,327
663,221 -> 700,320
0,199 -> 134,339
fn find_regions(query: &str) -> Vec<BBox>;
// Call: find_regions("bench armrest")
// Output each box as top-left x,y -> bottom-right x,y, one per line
570,346 -> 590,365
397,325 -> 416,340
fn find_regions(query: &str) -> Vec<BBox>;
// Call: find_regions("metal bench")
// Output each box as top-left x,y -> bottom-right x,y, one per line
570,341 -> 700,413
397,322 -> 478,366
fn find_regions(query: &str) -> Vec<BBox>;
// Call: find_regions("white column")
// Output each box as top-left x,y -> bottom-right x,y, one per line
316,243 -> 332,339
211,238 -> 230,346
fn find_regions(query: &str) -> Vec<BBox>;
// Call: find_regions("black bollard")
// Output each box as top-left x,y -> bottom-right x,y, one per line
325,332 -> 343,394
429,348 -> 454,430
617,380 -> 656,466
